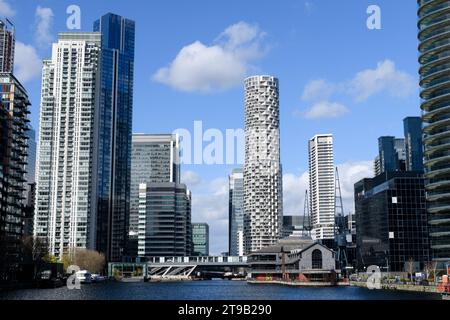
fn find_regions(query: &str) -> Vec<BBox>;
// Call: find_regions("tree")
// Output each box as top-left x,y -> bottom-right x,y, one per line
21,236 -> 51,280
69,249 -> 106,274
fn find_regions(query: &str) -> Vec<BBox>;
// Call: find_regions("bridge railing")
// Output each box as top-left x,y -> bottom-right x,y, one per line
147,256 -> 247,264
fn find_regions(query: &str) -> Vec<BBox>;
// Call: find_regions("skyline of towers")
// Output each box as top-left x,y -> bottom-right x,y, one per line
34,32 -> 102,258
308,134 -> 335,241
418,0 -> 450,268
243,75 -> 283,254
229,168 -> 244,256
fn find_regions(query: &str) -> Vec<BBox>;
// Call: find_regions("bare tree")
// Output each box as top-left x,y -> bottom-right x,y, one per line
66,249 -> 106,274
21,236 -> 50,279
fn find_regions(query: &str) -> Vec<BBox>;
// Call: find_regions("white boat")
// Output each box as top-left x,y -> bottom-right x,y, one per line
76,270 -> 92,284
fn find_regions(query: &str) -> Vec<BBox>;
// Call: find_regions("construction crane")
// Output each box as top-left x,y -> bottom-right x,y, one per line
302,190 -> 312,237
334,167 -> 349,273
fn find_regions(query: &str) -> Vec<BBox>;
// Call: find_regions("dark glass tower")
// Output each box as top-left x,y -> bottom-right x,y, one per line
403,117 -> 424,172
418,0 -> 450,268
93,13 -> 135,262
378,136 -> 405,173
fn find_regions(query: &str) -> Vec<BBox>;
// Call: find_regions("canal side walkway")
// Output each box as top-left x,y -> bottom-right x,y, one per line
247,280 -> 337,287
350,281 -> 439,294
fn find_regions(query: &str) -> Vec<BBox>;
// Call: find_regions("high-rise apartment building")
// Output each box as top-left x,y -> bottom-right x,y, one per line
0,73 -> 31,282
192,223 -> 209,256
93,13 -> 135,262
403,117 -> 424,172
34,32 -> 102,258
137,183 -> 192,257
418,0 -> 450,268
229,168 -> 244,256
308,134 -> 335,241
243,75 -> 283,254
0,19 -> 14,73
129,134 -> 180,234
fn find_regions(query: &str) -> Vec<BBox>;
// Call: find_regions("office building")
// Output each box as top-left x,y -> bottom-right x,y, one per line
0,19 -> 14,73
354,172 -> 430,272
93,13 -> 135,262
34,32 -> 102,258
378,136 -> 406,174
282,215 -> 311,238
403,117 -> 424,172
229,168 -> 244,256
0,73 -> 31,282
192,223 -> 209,256
137,183 -> 192,257
129,134 -> 180,234
243,75 -> 283,254
418,1 -> 450,268
308,134 -> 335,241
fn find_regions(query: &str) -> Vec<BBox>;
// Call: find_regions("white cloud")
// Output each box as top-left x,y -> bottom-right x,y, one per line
153,22 -> 267,93
0,0 -> 15,17
35,6 -> 54,48
181,170 -> 202,187
302,59 -> 416,103
14,42 -> 41,83
301,101 -> 349,119
304,1 -> 313,13
348,60 -> 416,102
301,79 -> 335,102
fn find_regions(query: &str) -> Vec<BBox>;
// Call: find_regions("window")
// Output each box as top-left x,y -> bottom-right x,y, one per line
312,249 -> 323,269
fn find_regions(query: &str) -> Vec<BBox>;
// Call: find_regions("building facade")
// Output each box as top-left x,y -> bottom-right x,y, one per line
229,168 -> 244,256
308,134 -> 335,241
378,136 -> 406,174
93,13 -> 135,262
247,238 -> 336,283
354,172 -> 430,272
282,215 -> 311,238
130,134 -> 180,234
403,117 -> 424,172
34,32 -> 102,258
0,73 -> 31,282
0,19 -> 14,73
418,0 -> 450,268
243,75 -> 283,254
137,183 -> 192,257
192,223 -> 209,256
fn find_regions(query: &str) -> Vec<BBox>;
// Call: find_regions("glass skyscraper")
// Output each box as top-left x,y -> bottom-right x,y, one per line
93,13 -> 135,262
129,134 -> 180,234
378,136 -> 406,174
418,0 -> 450,268
355,172 -> 430,272
403,117 -> 424,172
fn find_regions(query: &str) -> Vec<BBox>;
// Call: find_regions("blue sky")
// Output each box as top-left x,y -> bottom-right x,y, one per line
6,0 -> 421,254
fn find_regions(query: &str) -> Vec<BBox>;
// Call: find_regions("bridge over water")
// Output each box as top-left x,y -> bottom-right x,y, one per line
108,256 -> 248,280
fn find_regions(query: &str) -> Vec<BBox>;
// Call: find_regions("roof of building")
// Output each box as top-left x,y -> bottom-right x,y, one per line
250,236 -> 316,254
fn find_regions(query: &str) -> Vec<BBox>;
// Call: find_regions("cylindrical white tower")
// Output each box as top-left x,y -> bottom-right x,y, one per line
243,75 -> 283,254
